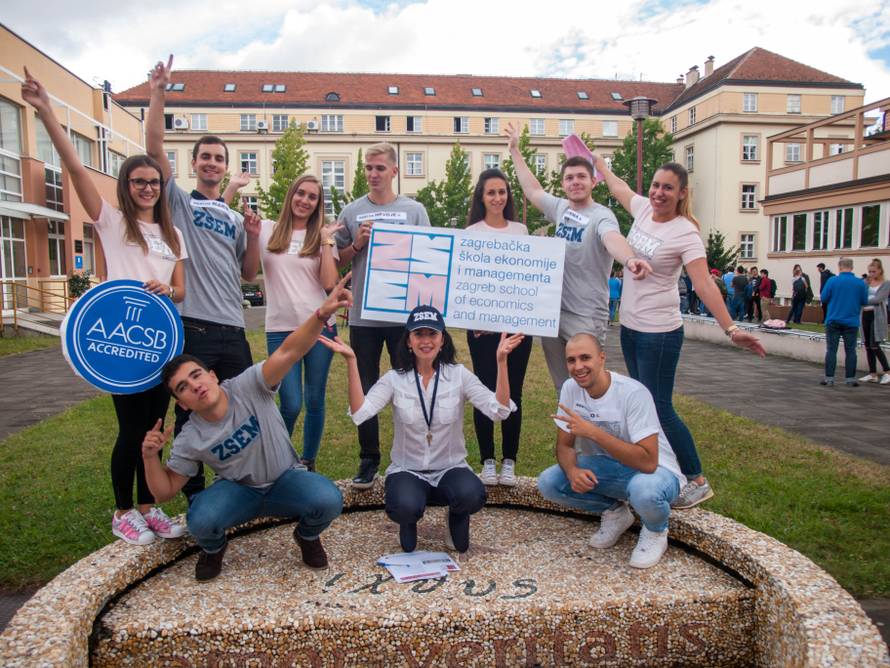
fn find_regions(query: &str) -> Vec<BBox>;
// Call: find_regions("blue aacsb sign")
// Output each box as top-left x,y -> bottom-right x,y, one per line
61,280 -> 184,394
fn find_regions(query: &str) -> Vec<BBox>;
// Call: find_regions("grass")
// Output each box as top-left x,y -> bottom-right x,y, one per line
0,328 -> 887,597
0,333 -> 59,357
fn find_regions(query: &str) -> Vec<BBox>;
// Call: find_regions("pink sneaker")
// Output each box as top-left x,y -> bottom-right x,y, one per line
112,509 -> 155,546
142,507 -> 186,539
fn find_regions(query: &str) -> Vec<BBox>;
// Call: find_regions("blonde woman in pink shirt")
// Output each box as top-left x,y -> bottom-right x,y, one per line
592,157 -> 765,509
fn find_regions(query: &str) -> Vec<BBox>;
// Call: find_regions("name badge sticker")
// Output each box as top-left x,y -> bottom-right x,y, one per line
356,211 -> 409,225
287,239 -> 304,255
146,234 -> 177,261
61,279 -> 184,394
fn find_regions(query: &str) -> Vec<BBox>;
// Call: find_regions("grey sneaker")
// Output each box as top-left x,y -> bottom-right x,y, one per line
479,459 -> 498,486
672,479 -> 714,509
498,459 -> 517,487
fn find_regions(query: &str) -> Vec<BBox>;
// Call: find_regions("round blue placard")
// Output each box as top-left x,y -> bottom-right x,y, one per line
61,280 -> 184,394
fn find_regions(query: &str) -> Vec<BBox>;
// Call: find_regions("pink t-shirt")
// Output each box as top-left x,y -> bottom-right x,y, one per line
619,195 -> 705,333
466,220 -> 529,236
259,219 -> 339,332
94,200 -> 187,283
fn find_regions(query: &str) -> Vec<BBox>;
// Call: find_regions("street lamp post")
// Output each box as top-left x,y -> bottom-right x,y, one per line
622,97 -> 657,194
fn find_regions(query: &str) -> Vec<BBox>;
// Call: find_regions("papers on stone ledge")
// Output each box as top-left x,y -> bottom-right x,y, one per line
377,551 -> 461,583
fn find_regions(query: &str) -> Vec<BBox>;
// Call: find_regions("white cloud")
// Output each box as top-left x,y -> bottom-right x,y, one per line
4,0 -> 888,101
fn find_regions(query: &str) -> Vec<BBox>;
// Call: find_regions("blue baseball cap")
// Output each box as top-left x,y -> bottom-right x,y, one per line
406,305 -> 445,332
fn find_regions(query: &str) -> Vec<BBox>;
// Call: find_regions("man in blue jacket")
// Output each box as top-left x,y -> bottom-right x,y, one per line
820,258 -> 868,387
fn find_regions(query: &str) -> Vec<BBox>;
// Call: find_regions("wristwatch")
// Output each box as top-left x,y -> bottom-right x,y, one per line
724,324 -> 739,337
322,238 -> 335,247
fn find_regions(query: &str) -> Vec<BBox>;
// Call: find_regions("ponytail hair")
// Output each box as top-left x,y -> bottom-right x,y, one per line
656,162 -> 699,229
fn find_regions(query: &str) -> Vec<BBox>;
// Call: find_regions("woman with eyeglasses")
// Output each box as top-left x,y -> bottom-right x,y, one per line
23,68 -> 188,546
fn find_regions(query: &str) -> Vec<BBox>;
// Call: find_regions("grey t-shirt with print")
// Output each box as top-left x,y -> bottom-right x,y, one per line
166,363 -> 301,489
334,195 -> 431,328
539,193 -> 619,320
166,178 -> 247,328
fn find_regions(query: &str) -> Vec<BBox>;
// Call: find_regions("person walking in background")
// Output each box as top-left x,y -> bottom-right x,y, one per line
723,267 -> 735,307
817,262 -> 835,323
609,270 -> 623,323
858,259 -> 890,385
465,169 -> 534,487
679,268 -> 691,314
730,266 -> 748,321
759,269 -> 774,321
745,266 -> 761,322
820,258 -> 868,387
789,264 -> 809,324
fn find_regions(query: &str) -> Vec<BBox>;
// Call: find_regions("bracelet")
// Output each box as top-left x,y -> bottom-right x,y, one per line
351,243 -> 362,253
724,324 -> 740,337
168,286 -> 175,300
315,308 -> 327,322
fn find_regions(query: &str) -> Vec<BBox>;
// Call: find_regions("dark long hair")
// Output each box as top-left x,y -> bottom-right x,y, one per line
392,329 -> 457,373
116,155 -> 181,257
467,168 -> 516,225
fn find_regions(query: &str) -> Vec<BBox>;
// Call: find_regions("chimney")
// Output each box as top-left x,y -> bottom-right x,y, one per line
677,74 -> 685,84
685,65 -> 699,88
704,55 -> 715,77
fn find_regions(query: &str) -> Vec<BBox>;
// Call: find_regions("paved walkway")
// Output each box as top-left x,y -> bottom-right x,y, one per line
0,315 -> 886,643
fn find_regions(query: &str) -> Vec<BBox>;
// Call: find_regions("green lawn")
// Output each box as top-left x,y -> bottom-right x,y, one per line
0,334 -> 59,357
0,328 -> 887,597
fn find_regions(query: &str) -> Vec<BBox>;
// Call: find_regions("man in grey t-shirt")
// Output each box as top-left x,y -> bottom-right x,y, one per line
334,143 -> 431,489
141,277 -> 351,581
505,123 -> 650,390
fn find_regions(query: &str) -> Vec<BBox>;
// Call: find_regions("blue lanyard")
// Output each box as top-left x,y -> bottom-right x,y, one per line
413,368 -> 440,445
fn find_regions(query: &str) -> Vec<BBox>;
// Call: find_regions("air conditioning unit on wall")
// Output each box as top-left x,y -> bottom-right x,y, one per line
256,120 -> 269,132
172,117 -> 189,130
305,120 -> 319,131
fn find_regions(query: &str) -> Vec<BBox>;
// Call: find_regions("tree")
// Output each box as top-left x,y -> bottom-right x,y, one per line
414,143 -> 472,227
501,124 -> 550,233
706,229 -> 739,271
597,118 -> 674,234
331,148 -> 369,217
256,120 -> 309,219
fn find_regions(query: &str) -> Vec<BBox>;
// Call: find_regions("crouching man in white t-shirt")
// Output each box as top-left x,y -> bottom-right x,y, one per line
537,333 -> 683,569
141,276 -> 352,581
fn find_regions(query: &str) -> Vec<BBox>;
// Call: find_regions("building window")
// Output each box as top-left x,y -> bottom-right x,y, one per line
274,84 -> 286,93
424,87 -> 435,96
861,204 -> 880,247
453,117 -> 469,134
787,94 -> 801,114
743,93 -> 758,112
224,83 -> 236,92
388,85 -> 399,95
740,184 -> 757,210
471,87 -> 483,97
376,116 -> 391,133
688,107 -> 697,125
530,118 -> 545,136
530,89 -> 542,98
835,208 -> 853,248
272,114 -> 289,132
71,132 -> 93,168
602,121 -> 618,137
82,223 -> 95,275
166,150 -> 177,175
559,119 -> 574,137
791,213 -> 807,251
831,96 -> 845,115
321,160 -> 345,215
577,91 -> 589,100
533,154 -> 547,175
483,153 -> 500,170
191,113 -> 208,131
484,117 -> 499,134
742,135 -> 759,161
242,195 -> 258,212
406,152 -> 423,177
44,166 -> 63,212
406,116 -> 422,133
772,215 -> 787,252
685,145 -> 694,172
47,220 -> 66,276
829,143 -> 845,156
321,115 -> 343,132
785,143 -> 801,162
670,116 -> 677,133
0,216 -> 26,283
35,117 -> 59,167
108,151 -> 125,178
240,114 -> 257,132
325,92 -> 340,102
812,210 -> 830,250
240,151 -> 258,175
740,233 -> 755,260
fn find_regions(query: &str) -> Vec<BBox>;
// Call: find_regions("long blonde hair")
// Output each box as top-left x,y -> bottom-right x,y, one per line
656,162 -> 700,229
870,258 -> 885,281
266,175 -> 325,256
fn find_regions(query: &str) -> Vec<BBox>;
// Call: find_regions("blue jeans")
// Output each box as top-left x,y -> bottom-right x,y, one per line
790,296 -> 806,324
609,299 -> 619,321
266,326 -> 336,462
186,468 -> 343,553
620,325 -> 700,479
538,456 -> 680,532
824,322 -> 858,381
730,296 -> 746,321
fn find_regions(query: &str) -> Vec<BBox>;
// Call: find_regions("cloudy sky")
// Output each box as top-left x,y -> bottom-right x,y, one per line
5,0 -> 889,101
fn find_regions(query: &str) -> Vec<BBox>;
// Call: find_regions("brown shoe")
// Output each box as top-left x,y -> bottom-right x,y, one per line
293,528 -> 328,568
195,542 -> 227,581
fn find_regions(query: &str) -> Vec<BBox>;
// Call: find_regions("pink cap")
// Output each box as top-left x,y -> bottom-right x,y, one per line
561,134 -> 604,184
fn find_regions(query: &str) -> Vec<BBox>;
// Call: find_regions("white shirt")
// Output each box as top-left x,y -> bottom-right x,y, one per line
351,364 -> 515,485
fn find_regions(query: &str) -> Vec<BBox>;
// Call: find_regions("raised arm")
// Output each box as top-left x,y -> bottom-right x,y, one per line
319,223 -> 343,292
21,68 -> 102,221
494,333 -> 525,407
146,55 -> 173,181
317,335 -> 366,414
591,153 -> 634,213
504,122 -> 547,210
240,199 -> 261,281
141,419 -> 189,503
222,172 -> 251,207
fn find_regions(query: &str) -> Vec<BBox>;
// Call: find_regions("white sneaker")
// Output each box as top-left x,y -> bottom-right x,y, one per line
629,527 -> 669,569
880,374 -> 890,385
479,459 -> 498,486
589,503 -> 635,549
859,373 -> 878,383
112,509 -> 156,546
142,507 -> 186,539
498,459 -> 517,487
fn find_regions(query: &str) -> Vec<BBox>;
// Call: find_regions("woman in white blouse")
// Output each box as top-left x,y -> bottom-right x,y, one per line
321,305 -> 524,553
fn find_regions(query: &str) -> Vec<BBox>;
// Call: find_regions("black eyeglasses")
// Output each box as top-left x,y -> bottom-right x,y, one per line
128,178 -> 163,190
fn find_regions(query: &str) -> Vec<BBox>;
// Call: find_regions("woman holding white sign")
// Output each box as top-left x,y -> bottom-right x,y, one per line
590,156 -> 765,510
22,69 -> 188,546
465,169 -> 534,487
320,305 -> 524,554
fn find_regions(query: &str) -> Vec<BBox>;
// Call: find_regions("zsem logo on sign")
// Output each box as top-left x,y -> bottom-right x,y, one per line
61,279 -> 184,394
